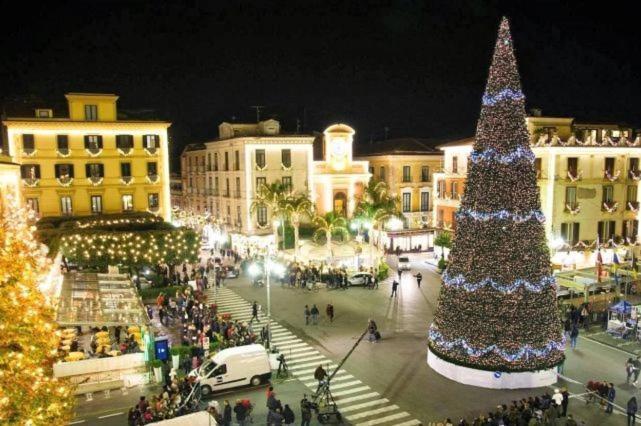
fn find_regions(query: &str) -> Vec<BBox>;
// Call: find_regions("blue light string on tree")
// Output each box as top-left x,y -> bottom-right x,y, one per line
429,327 -> 565,362
470,146 -> 535,164
482,88 -> 524,106
456,208 -> 546,223
442,271 -> 556,293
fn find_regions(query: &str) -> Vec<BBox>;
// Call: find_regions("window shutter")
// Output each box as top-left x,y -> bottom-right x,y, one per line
634,220 -> 639,238
69,165 -> 74,178
573,223 -> 580,245
609,221 -> 616,239
597,221 -> 604,241
85,164 -> 91,177
560,223 -> 568,241
97,135 -> 103,148
99,164 -> 105,177
54,164 -> 60,178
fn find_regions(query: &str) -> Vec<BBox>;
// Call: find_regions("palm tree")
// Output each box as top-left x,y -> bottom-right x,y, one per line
434,231 -> 452,260
286,193 -> 313,258
312,212 -> 350,259
250,181 -> 289,248
355,180 -> 400,250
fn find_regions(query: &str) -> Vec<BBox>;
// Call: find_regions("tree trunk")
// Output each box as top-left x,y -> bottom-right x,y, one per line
326,230 -> 332,261
294,221 -> 300,259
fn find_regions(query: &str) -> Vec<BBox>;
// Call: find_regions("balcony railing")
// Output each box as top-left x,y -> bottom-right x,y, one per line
566,170 -> 582,182
144,147 -> 158,155
117,147 -> 133,156
86,147 -> 102,157
627,201 -> 640,212
532,134 -> 641,147
604,169 -> 621,182
146,174 -> 160,184
57,148 -> 71,157
121,176 -> 134,185
630,170 -> 641,181
22,148 -> 36,156
56,176 -> 73,187
22,177 -> 39,187
602,200 -> 619,213
88,176 -> 104,186
564,202 -> 581,215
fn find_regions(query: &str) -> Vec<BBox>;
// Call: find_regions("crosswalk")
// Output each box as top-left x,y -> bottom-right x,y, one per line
206,286 -> 421,426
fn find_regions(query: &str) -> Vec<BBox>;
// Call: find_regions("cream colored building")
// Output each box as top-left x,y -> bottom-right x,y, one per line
433,115 -> 641,262
0,154 -> 21,215
181,121 -> 371,240
2,93 -> 172,220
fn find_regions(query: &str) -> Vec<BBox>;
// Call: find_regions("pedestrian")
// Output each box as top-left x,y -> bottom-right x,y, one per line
561,387 -> 569,417
300,396 -> 312,426
397,269 -> 402,280
628,396 -> 638,426
267,390 -> 279,411
552,389 -> 563,407
311,304 -> 319,325
580,304 -> 590,330
368,318 -> 380,342
234,399 -> 248,426
268,407 -> 284,426
391,280 -> 399,297
251,301 -> 259,323
414,272 -> 422,288
283,404 -> 295,425
326,303 -> 334,323
314,365 -> 327,391
223,400 -> 232,426
304,305 -> 311,326
627,358 -> 636,384
569,323 -> 579,349
606,382 -> 616,414
633,356 -> 641,386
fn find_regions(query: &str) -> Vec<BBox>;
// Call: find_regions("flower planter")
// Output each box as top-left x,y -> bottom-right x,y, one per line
172,354 -> 180,370
153,366 -> 163,384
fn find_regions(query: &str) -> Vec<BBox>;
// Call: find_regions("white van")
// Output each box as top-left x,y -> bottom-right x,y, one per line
194,344 -> 271,396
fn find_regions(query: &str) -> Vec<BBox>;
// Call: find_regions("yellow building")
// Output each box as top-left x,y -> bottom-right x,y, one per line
0,154 -> 21,214
2,93 -> 171,220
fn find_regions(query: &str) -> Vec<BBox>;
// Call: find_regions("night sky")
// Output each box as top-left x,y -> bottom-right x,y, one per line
1,0 -> 640,168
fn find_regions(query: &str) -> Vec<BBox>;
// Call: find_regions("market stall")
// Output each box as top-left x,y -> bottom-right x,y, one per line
607,300 -> 634,338
53,271 -> 153,394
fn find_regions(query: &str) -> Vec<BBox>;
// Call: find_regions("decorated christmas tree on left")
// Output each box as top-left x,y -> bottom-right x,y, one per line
0,196 -> 74,425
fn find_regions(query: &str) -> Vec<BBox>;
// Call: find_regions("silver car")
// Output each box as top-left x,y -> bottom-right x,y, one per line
347,272 -> 373,287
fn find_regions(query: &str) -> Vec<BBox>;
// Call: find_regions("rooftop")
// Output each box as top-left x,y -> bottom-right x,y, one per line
356,137 -> 444,156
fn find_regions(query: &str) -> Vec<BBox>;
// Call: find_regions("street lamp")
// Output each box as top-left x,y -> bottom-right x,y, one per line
248,257 -> 285,350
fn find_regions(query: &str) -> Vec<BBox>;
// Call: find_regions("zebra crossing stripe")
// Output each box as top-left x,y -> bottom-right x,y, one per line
271,338 -> 302,345
303,374 -> 355,387
277,343 -> 308,350
333,392 -> 380,405
325,380 -> 363,391
393,420 -> 422,426
286,360 -> 329,370
331,386 -> 372,397
337,398 -> 389,413
291,365 -> 337,375
298,370 -> 349,382
346,405 -> 399,421
354,412 -> 409,426
280,350 -> 319,359
277,346 -> 313,355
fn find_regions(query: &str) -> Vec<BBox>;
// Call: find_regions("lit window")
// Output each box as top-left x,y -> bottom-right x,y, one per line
91,195 -> 103,214
402,193 -> 411,212
256,150 -> 266,168
122,195 -> 134,211
148,193 -> 159,209
84,104 -> 98,121
26,198 -> 39,214
282,149 -> 291,168
60,196 -> 73,216
256,205 -> 268,226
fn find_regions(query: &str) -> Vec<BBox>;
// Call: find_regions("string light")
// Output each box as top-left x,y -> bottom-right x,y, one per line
428,17 -> 564,372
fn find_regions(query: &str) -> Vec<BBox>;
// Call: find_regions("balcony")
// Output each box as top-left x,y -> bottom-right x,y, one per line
564,202 -> 581,215
602,200 -> 619,213
22,148 -> 36,157
86,147 -> 102,157
604,169 -> 621,182
630,170 -> 641,182
531,134 -> 641,147
88,176 -> 103,186
566,170 -> 582,182
57,148 -> 71,157
402,177 -> 412,183
146,174 -> 160,184
627,201 -> 640,212
117,147 -> 133,156
144,147 -> 158,156
22,177 -> 39,187
121,176 -> 134,185
57,176 -> 73,187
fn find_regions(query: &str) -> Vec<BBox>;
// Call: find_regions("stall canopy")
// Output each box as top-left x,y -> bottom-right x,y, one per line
610,300 -> 633,314
56,272 -> 149,327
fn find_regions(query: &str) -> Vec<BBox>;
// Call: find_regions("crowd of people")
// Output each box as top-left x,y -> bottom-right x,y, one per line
127,377 -> 200,425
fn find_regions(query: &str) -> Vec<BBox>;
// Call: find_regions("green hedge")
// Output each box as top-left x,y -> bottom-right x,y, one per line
139,285 -> 188,301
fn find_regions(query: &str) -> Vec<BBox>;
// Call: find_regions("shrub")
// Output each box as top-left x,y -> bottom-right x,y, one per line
139,285 -> 187,302
377,261 -> 390,281
150,359 -> 163,368
438,258 -> 448,271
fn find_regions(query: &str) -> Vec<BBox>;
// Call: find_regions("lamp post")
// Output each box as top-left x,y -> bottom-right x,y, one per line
249,256 -> 285,351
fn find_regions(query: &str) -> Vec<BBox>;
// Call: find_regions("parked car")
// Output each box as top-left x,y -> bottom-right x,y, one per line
348,272 -> 373,287
398,256 -> 411,271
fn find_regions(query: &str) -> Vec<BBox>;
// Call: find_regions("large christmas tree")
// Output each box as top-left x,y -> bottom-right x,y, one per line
428,18 -> 564,372
0,195 -> 74,425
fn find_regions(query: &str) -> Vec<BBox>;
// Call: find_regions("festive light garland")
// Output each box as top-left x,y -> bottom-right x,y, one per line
429,327 -> 565,362
469,146 -> 535,164
442,271 -> 556,293
481,88 -> 524,106
456,208 -> 545,223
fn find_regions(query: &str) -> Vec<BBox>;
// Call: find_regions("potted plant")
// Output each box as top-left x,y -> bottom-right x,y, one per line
151,359 -> 163,383
170,346 -> 181,370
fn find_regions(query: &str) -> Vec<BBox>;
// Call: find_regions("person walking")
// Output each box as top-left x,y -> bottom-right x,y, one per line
300,396 -> 312,426
367,318 -> 380,342
234,400 -> 247,426
314,365 -> 327,391
391,280 -> 399,297
326,303 -> 334,323
569,323 -> 579,349
561,387 -> 569,417
397,269 -> 402,280
414,272 -> 423,288
605,382 -> 616,414
222,400 -> 232,426
251,301 -> 259,323
311,305 -> 320,325
633,356 -> 641,386
282,404 -> 295,426
628,358 -> 636,384
304,305 -> 311,326
628,396 -> 638,426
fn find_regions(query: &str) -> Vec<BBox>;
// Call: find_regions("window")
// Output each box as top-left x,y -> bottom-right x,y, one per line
256,205 -> 268,226
438,180 -> 446,198
235,177 -> 241,197
147,162 -> 158,177
421,166 -> 430,182
567,157 -> 578,175
91,195 -> 103,214
84,104 -> 98,121
116,134 -> 134,150
402,193 -> 411,212
627,185 -> 638,205
20,164 -> 40,180
26,198 -> 39,214
256,177 -> 266,193
143,135 -> 160,150
630,158 -> 639,173
214,153 -> 219,171
597,220 -> 616,242
60,196 -> 73,215
121,162 -> 132,178
225,178 -> 230,196
57,135 -> 69,153
402,166 -> 411,182
207,153 -> 212,170
452,156 -> 458,173
236,206 -> 242,224
234,150 -> 240,171
560,222 -> 580,246
84,135 -> 103,152
451,182 -> 458,197
55,164 -> 74,179
122,194 -> 134,211
224,152 -> 229,171
380,167 -> 386,181
534,158 -> 542,177
214,177 -> 219,194
602,185 -> 614,203
256,150 -> 266,168
22,134 -> 35,153
565,186 -> 577,207
148,193 -> 159,209
420,192 -> 430,212
623,220 -> 639,241
605,157 -> 615,175
85,163 -> 104,178
282,149 -> 291,168
282,176 -> 292,192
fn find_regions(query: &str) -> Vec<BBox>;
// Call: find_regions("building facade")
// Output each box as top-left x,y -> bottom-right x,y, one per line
2,93 -> 172,220
0,154 -> 21,215
180,121 -> 370,241
433,116 -> 641,256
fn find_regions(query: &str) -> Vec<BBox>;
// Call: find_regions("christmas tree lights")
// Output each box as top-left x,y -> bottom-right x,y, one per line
0,195 -> 74,424
428,18 -> 564,372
